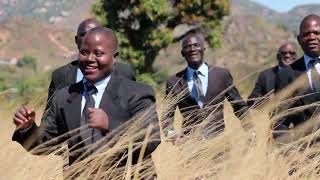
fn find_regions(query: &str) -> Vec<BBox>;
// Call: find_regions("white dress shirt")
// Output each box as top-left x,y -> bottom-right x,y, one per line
76,68 -> 84,83
186,63 -> 209,107
81,76 -> 111,115
303,54 -> 320,89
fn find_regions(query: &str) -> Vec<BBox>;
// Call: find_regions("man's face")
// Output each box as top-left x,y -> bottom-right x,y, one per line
298,18 -> 320,58
75,22 -> 100,50
181,36 -> 205,69
277,44 -> 297,66
78,33 -> 117,82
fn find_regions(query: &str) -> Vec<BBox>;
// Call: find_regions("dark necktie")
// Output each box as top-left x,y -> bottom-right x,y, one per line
309,59 -> 320,92
80,82 -> 97,145
193,71 -> 205,103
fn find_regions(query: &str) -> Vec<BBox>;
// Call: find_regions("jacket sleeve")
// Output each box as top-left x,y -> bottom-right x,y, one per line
162,79 -> 178,135
127,83 -> 160,162
247,72 -> 265,107
12,94 -> 61,153
225,70 -> 248,119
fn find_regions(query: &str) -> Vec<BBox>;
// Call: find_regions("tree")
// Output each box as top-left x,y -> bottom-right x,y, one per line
92,0 -> 229,81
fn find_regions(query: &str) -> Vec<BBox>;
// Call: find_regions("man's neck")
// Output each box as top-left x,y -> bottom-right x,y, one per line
188,62 -> 204,70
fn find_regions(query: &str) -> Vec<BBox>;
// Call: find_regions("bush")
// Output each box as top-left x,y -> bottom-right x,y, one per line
16,56 -> 37,72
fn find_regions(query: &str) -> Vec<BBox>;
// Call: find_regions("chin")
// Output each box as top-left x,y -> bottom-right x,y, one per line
84,74 -> 98,83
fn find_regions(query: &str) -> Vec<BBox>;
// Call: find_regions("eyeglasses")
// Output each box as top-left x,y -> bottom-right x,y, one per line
279,51 -> 296,56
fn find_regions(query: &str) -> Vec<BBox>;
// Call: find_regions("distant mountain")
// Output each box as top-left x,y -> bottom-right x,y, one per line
231,0 -> 320,34
231,0 -> 279,21
0,0 -> 95,30
280,4 -> 320,34
0,16 -> 76,68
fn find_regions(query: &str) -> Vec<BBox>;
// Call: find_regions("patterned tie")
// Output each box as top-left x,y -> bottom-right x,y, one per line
309,59 -> 320,92
193,71 -> 205,105
80,82 -> 97,145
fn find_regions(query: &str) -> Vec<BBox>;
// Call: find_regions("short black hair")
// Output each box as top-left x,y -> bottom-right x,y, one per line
85,27 -> 118,52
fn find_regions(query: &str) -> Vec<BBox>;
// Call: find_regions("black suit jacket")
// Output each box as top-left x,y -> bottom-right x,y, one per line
13,73 -> 159,164
247,66 -> 279,107
275,57 -> 320,131
165,65 -> 247,134
47,60 -> 136,101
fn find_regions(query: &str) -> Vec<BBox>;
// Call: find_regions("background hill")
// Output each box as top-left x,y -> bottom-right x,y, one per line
0,16 -> 75,69
231,0 -> 320,34
0,0 -> 319,95
0,0 -> 95,30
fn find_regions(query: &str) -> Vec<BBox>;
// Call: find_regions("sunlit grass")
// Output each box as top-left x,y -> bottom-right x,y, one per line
1,72 -> 320,179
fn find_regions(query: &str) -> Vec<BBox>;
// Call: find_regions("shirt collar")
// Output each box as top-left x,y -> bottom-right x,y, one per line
83,75 -> 111,93
186,63 -> 208,79
304,54 -> 320,68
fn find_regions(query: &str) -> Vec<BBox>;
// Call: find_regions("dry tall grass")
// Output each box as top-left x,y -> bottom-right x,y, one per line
1,73 -> 320,179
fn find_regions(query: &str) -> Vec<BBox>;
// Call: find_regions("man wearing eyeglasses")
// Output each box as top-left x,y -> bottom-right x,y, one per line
247,42 -> 297,107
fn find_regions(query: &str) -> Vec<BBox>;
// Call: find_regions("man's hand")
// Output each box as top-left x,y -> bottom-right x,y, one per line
166,130 -> 185,145
87,108 -> 109,133
13,106 -> 36,130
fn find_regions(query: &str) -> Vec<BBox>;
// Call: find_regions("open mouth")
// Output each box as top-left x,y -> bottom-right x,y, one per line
189,53 -> 199,57
83,65 -> 98,73
307,42 -> 319,48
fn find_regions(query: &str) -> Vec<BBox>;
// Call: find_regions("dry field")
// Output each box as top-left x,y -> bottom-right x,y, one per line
1,75 -> 320,179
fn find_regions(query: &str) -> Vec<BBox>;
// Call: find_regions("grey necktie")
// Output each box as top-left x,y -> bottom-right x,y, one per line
80,82 -> 97,145
193,71 -> 205,103
309,59 -> 320,92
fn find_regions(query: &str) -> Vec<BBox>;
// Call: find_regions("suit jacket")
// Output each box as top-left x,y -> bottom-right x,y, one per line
47,60 -> 136,101
247,66 -> 279,107
275,57 -> 320,131
165,65 -> 247,134
13,73 -> 159,164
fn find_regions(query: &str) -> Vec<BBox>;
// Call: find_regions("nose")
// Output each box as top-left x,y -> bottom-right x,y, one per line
87,53 -> 95,62
308,32 -> 317,40
284,52 -> 291,57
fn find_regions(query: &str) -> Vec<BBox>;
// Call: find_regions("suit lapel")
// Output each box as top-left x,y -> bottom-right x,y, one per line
204,65 -> 215,104
68,60 -> 79,83
98,74 -> 121,131
65,81 -> 83,131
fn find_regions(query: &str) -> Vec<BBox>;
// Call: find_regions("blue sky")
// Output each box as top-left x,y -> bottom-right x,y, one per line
252,0 -> 320,12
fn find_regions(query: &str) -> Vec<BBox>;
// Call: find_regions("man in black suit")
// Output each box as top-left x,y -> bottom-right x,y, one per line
165,33 -> 247,138
12,27 -> 159,165
275,14 -> 320,135
48,18 -> 135,101
248,42 -> 297,107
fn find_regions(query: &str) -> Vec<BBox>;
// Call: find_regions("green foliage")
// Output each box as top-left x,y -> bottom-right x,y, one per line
16,56 -> 37,71
92,0 -> 229,86
153,68 -> 169,84
0,77 -> 7,91
14,71 -> 49,104
136,73 -> 157,88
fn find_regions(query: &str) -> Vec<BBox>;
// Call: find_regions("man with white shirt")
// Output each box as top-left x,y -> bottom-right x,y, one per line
165,33 -> 247,138
12,27 -> 159,165
47,18 -> 135,105
275,14 -> 320,135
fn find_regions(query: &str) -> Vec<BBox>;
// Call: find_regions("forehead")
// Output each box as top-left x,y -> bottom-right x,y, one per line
300,19 -> 320,32
83,33 -> 113,48
279,44 -> 295,51
182,36 -> 203,46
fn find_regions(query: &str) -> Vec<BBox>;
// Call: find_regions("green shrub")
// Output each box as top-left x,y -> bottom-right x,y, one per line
16,56 -> 37,72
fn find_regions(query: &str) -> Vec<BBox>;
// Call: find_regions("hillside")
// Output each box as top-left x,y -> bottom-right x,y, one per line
0,0 -> 95,30
231,0 -> 320,33
0,16 -> 76,69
